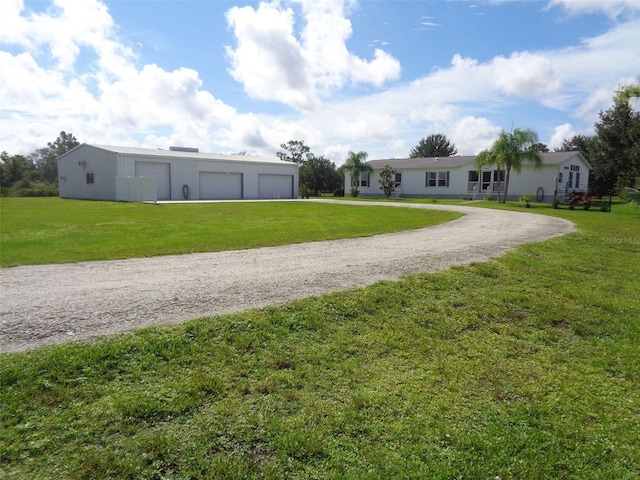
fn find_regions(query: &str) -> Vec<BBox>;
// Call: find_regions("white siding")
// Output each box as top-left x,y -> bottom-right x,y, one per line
58,145 -> 118,200
58,144 -> 299,202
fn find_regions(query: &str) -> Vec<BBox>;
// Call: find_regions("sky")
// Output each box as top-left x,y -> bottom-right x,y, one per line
1,0 -> 639,164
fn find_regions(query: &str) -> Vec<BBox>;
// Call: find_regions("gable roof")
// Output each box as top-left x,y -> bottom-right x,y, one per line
366,151 -> 591,170
59,143 -> 290,165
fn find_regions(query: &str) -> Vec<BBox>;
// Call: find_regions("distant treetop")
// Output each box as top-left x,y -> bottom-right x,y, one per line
409,133 -> 457,158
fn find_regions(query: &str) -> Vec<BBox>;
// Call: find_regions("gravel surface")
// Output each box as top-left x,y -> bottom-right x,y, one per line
0,200 -> 575,353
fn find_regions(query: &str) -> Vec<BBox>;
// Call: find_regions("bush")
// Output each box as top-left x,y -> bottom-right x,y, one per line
8,182 -> 58,197
333,188 -> 344,197
520,194 -> 534,208
460,194 -> 472,201
299,185 -> 312,199
484,193 -> 494,201
349,187 -> 360,197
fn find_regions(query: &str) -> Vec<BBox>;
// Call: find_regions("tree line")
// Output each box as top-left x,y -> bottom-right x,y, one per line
3,84 -> 636,199
556,84 -> 639,196
1,131 -> 79,196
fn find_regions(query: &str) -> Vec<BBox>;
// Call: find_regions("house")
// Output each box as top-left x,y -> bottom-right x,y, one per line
58,144 -> 299,202
345,151 -> 591,203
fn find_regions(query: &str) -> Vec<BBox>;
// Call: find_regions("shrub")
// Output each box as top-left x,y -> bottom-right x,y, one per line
299,185 -> 312,199
333,187 -> 344,197
484,193 -> 494,201
519,194 -> 534,208
8,182 -> 58,197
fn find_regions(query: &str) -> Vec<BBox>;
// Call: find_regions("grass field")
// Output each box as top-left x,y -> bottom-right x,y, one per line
1,198 -> 639,479
0,198 -> 460,267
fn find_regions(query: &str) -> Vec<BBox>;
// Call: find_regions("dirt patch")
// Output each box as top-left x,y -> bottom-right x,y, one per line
0,201 -> 574,353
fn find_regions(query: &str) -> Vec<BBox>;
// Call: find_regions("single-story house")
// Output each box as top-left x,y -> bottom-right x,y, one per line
345,151 -> 591,203
58,144 -> 299,202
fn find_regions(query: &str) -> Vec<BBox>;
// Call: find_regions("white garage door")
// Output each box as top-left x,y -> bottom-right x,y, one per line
199,172 -> 243,200
135,162 -> 171,200
258,174 -> 293,199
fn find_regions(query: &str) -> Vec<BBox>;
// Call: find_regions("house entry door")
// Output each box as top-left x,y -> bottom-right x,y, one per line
481,171 -> 491,192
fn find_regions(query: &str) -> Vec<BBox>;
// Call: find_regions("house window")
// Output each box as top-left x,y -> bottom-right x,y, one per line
575,172 -> 580,189
482,171 -> 491,191
394,172 -> 402,188
558,172 -> 563,184
359,173 -> 370,187
86,173 -> 94,184
568,171 -> 573,188
426,171 -> 449,187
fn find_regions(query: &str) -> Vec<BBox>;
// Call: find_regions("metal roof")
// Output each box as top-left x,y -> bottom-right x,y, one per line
366,151 -> 590,170
64,144 -> 291,165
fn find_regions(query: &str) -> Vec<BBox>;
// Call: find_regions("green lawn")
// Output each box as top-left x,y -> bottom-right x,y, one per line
0,198 -> 460,267
1,199 -> 639,479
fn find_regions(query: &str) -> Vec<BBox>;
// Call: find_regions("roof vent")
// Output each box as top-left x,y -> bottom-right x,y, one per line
169,146 -> 199,153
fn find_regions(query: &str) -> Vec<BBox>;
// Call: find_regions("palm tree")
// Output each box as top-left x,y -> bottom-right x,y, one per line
474,128 -> 543,203
342,151 -> 372,197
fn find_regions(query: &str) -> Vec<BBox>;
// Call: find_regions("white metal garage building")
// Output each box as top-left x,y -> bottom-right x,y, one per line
58,144 -> 299,202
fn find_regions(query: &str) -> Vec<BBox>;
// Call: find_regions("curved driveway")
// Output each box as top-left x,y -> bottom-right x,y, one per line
0,201 -> 574,353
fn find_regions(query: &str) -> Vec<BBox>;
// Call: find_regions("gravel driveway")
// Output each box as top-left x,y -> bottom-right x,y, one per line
0,201 -> 574,353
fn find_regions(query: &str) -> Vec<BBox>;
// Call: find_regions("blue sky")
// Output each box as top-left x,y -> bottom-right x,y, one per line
1,0 -> 639,164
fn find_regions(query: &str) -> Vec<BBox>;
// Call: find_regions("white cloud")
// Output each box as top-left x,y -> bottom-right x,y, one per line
449,117 -> 502,155
542,20 -> 640,123
1,0 -> 639,163
549,123 -> 576,150
0,0 -> 237,154
224,0 -> 401,111
547,0 -> 640,19
0,0 -> 133,75
490,52 -> 561,98
225,2 -> 318,111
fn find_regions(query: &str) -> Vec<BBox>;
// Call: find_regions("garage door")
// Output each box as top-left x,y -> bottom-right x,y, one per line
199,172 -> 242,199
135,162 -> 171,200
258,174 -> 293,199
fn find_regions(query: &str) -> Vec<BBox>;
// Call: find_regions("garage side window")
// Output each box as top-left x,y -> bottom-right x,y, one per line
86,173 -> 94,184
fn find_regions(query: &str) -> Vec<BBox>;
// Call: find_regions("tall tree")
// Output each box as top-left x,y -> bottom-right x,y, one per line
276,140 -> 311,164
29,148 -> 58,184
48,131 -> 79,157
29,131 -> 80,184
596,92 -> 640,192
342,151 -> 371,196
0,152 -> 38,188
299,154 -> 341,195
409,133 -> 457,158
475,128 -> 543,204
614,82 -> 640,104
